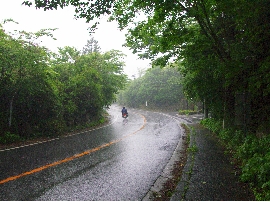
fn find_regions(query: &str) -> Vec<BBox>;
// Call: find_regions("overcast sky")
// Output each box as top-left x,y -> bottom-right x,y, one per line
0,0 -> 151,77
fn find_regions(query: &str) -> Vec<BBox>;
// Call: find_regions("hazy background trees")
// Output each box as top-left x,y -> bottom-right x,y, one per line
117,66 -> 197,111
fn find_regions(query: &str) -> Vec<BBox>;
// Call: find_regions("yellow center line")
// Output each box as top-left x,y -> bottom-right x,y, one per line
0,114 -> 147,185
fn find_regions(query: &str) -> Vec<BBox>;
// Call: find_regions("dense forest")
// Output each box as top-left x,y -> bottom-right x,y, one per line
0,21 -> 127,142
117,66 -> 201,112
4,0 -> 270,199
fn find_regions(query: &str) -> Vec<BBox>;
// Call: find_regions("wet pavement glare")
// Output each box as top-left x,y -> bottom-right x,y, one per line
0,105 -> 183,200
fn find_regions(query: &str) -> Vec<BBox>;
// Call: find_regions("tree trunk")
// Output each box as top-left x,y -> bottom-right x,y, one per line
9,96 -> 14,128
223,86 -> 235,128
204,99 -> 208,118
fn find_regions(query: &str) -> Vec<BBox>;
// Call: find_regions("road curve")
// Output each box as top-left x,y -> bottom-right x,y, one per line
0,105 -> 184,200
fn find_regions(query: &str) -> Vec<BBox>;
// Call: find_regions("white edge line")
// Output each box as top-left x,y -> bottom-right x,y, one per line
1,115 -> 119,152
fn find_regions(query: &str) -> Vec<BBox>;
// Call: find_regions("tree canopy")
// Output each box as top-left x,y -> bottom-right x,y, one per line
0,21 -> 127,139
22,0 -> 270,132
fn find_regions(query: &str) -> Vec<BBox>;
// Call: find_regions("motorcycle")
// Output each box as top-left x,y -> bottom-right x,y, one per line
122,113 -> 128,119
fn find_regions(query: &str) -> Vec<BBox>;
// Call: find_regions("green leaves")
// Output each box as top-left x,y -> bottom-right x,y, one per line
118,66 -> 184,109
0,24 -> 63,137
52,46 -> 127,126
0,22 -> 128,138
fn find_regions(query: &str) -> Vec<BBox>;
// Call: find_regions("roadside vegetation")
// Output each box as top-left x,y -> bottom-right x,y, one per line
201,118 -> 270,200
0,21 -> 127,144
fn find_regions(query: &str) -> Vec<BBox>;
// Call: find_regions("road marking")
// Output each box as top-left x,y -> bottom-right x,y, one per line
0,114 -> 146,185
0,115 -> 119,152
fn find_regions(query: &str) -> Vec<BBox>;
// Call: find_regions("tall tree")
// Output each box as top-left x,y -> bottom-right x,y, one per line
0,23 -> 63,137
51,47 -> 127,126
82,37 -> 101,54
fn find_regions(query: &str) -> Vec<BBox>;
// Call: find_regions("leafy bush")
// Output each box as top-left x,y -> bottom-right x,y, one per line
200,118 -> 222,134
178,110 -> 198,115
0,132 -> 22,144
201,118 -> 270,200
238,135 -> 270,200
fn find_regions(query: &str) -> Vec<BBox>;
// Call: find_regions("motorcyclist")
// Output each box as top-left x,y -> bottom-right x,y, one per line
121,107 -> 128,118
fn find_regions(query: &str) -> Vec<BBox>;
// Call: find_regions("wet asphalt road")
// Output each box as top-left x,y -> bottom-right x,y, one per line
0,105 -> 183,200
